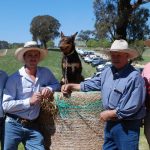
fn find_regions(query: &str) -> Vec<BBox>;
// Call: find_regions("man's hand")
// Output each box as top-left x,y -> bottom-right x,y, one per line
41,87 -> 53,99
30,92 -> 42,106
61,84 -> 72,96
100,110 -> 117,122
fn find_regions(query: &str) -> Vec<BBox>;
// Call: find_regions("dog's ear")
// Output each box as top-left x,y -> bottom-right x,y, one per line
60,31 -> 65,38
72,32 -> 78,39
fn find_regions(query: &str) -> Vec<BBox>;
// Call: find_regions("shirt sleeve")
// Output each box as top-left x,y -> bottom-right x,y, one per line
43,68 -> 61,92
80,75 -> 101,92
0,72 -> 8,117
116,75 -> 146,119
2,77 -> 30,113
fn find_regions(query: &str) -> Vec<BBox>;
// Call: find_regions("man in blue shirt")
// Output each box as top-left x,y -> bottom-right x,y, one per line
0,49 -> 8,149
61,39 -> 146,150
3,41 -> 60,150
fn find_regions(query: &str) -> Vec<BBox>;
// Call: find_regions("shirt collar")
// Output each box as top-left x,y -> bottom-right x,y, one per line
19,66 -> 40,83
111,63 -> 131,78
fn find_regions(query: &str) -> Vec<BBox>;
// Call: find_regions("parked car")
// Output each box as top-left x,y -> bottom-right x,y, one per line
89,54 -> 97,59
87,50 -> 95,55
91,57 -> 106,67
105,61 -> 112,65
76,49 -> 85,55
96,62 -> 112,72
96,64 -> 105,72
84,56 -> 93,63
79,50 -> 89,58
84,71 -> 101,81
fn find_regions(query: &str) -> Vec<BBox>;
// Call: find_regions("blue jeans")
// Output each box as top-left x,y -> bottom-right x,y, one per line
103,120 -> 141,150
0,117 -> 4,150
4,117 -> 45,150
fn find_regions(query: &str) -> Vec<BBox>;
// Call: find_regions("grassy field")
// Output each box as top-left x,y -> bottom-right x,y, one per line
0,48 -> 150,149
0,49 -> 96,78
138,47 -> 150,65
140,128 -> 149,150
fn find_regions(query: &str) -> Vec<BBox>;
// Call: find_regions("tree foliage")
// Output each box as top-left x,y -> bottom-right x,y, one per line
0,41 -> 9,49
9,43 -> 24,49
77,30 -> 95,41
99,39 -> 111,48
127,8 -> 150,41
94,0 -> 117,40
30,15 -> 61,48
93,0 -> 150,41
47,40 -> 55,48
86,39 -> 100,48
130,40 -> 145,60
86,39 -> 111,48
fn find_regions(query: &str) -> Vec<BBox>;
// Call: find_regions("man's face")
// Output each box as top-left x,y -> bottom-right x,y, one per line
23,50 -> 40,68
110,51 -> 129,69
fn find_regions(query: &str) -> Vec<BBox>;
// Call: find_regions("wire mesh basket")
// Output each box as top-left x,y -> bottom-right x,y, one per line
38,91 -> 104,150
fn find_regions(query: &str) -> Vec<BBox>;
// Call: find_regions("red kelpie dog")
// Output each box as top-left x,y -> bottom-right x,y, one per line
59,32 -> 84,85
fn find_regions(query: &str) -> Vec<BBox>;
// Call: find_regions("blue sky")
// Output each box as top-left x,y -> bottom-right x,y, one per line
0,0 -> 94,45
0,0 -> 149,46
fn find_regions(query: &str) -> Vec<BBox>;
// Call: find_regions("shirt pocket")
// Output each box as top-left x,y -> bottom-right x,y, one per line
109,88 -> 123,108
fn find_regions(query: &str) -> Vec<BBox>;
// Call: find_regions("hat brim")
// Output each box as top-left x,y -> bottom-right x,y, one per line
104,48 -> 139,60
0,49 -> 7,57
15,47 -> 48,63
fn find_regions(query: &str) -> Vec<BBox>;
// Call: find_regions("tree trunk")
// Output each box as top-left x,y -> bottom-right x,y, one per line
116,0 -> 144,40
116,0 -> 132,40
41,40 -> 47,49
43,41 -> 47,49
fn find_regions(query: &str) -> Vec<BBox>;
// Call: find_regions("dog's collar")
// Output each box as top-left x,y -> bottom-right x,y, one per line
64,50 -> 75,56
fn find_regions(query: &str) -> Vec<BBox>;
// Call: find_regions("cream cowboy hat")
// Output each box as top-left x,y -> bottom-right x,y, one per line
15,41 -> 48,63
105,39 -> 139,59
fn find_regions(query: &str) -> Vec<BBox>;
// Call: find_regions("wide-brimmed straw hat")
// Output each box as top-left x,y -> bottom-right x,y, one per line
15,41 -> 48,63
144,39 -> 150,47
105,39 -> 139,59
0,49 -> 7,57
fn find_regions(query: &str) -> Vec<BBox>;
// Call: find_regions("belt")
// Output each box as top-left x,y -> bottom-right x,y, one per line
6,113 -> 38,127
107,119 -> 142,124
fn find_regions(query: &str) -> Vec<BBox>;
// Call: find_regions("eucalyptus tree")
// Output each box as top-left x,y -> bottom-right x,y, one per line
127,7 -> 150,41
0,41 -> 9,49
93,0 -> 150,41
77,30 -> 95,41
30,15 -> 61,48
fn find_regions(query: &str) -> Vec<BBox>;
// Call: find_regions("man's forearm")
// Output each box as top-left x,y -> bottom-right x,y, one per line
100,109 -> 117,122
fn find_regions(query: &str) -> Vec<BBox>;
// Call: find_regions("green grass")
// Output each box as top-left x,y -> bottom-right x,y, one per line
138,48 -> 150,65
0,48 -> 149,149
0,49 -> 95,79
139,128 -> 149,150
